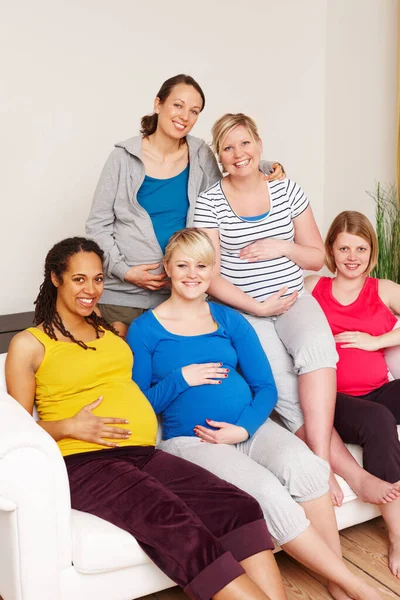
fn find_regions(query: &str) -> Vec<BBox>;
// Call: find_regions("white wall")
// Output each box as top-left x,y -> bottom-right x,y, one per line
324,0 -> 399,233
0,0 -> 397,314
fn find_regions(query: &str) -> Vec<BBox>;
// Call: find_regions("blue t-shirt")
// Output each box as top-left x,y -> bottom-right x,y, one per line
126,302 -> 277,441
137,165 -> 189,253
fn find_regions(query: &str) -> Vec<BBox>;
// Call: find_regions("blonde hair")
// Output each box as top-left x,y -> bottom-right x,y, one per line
211,113 -> 261,160
325,211 -> 378,274
164,228 -> 215,265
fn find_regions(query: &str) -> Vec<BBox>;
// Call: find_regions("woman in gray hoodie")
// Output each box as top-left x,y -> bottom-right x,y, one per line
86,74 -> 283,335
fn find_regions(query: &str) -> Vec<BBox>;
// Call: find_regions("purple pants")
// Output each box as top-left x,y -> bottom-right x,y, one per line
65,446 -> 273,600
335,380 -> 400,483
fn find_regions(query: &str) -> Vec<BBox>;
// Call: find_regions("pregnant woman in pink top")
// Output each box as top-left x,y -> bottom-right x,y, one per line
306,210 -> 400,578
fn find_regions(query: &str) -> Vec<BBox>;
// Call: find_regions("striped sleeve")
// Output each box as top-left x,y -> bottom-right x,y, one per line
286,179 -> 309,219
193,183 -> 221,229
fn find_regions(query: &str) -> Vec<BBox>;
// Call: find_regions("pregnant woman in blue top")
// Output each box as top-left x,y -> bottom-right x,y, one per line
127,228 -> 382,600
86,74 -> 284,336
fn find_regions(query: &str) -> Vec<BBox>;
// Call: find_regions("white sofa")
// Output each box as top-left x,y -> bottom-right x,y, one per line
0,350 -> 399,600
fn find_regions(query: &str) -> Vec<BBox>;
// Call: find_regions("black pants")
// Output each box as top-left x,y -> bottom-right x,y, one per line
334,380 -> 400,483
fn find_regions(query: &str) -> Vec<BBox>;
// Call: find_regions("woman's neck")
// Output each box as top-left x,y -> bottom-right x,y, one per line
333,272 -> 368,294
224,169 -> 265,194
146,128 -> 184,159
53,305 -> 96,340
159,294 -> 207,319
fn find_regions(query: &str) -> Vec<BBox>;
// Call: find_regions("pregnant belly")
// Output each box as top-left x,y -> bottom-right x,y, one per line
162,371 -> 253,438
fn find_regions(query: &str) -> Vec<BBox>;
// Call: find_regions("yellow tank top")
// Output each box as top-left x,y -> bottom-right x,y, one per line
27,328 -> 158,457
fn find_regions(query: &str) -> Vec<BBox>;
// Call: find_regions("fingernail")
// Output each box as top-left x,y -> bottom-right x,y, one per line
127,431 -> 132,435
206,419 -> 210,422
125,420 -> 129,424
218,381 -> 222,384
226,369 -> 230,372
115,444 -> 120,447
98,396 -> 103,400
219,363 -> 223,366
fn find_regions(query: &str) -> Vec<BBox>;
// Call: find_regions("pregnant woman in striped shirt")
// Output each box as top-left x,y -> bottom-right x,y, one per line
193,112 -> 342,504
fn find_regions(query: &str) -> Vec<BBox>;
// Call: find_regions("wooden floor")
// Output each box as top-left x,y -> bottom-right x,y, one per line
138,517 -> 400,600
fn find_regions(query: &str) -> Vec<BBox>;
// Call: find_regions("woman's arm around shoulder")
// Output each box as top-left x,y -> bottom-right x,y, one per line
6,330 -> 44,414
304,274 -> 322,294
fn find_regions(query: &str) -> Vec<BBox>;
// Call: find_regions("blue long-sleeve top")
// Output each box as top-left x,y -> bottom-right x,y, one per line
126,302 -> 277,441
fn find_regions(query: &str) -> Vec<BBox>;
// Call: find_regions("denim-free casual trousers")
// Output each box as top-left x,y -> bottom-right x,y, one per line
65,446 -> 273,600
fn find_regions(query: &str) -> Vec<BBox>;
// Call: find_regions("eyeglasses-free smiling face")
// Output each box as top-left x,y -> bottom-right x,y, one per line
164,250 -> 214,300
51,251 -> 104,317
154,83 -> 203,140
219,125 -> 262,176
331,232 -> 372,279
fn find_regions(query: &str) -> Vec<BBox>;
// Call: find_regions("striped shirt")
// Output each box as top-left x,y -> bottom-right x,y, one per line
194,178 -> 309,301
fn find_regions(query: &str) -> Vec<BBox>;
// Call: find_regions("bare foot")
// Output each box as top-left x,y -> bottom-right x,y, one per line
329,470 -> 344,507
353,473 -> 400,505
388,535 -> 400,578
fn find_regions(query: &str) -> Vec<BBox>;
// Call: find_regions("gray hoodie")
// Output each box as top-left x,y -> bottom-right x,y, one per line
86,134 -> 274,309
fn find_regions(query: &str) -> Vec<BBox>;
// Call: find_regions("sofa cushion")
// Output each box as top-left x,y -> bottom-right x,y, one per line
71,510 -> 152,573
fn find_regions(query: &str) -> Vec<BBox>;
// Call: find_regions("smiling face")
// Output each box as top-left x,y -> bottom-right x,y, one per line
331,232 -> 371,279
164,249 -> 214,301
52,251 -> 104,318
154,83 -> 203,140
219,125 -> 262,177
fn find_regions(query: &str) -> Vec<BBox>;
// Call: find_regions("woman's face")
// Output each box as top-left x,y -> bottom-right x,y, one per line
155,84 -> 203,140
164,248 -> 214,300
219,125 -> 262,177
331,232 -> 371,279
52,251 -> 104,317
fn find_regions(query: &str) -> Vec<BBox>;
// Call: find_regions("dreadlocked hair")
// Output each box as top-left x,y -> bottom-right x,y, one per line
34,237 -> 120,350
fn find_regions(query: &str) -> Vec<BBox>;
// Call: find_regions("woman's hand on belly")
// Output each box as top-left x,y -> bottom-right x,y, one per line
240,238 -> 288,262
67,396 -> 132,447
193,420 -> 249,445
254,287 -> 298,317
182,363 -> 230,386
124,263 -> 169,291
334,331 -> 381,351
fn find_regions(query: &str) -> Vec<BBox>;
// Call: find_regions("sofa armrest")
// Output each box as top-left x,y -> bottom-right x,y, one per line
0,392 -> 73,600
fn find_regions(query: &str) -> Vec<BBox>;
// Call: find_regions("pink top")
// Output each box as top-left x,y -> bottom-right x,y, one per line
312,277 -> 397,396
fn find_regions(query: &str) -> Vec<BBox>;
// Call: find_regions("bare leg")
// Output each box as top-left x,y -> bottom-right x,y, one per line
240,550 -> 287,600
213,573 -> 271,600
329,428 -> 400,504
111,320 -> 128,337
380,499 -> 400,578
302,493 -> 351,599
282,523 -> 382,599
297,368 -> 342,505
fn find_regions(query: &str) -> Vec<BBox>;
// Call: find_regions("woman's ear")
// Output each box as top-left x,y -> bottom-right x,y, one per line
50,272 -> 59,288
163,260 -> 170,277
153,96 -> 161,114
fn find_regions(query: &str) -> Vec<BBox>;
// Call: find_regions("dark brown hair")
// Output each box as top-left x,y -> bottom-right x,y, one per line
140,74 -> 205,137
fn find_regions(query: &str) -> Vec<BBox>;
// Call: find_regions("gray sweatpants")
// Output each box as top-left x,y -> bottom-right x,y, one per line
243,293 -> 338,433
159,419 -> 330,546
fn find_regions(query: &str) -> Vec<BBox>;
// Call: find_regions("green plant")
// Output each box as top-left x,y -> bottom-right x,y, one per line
368,183 -> 400,283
